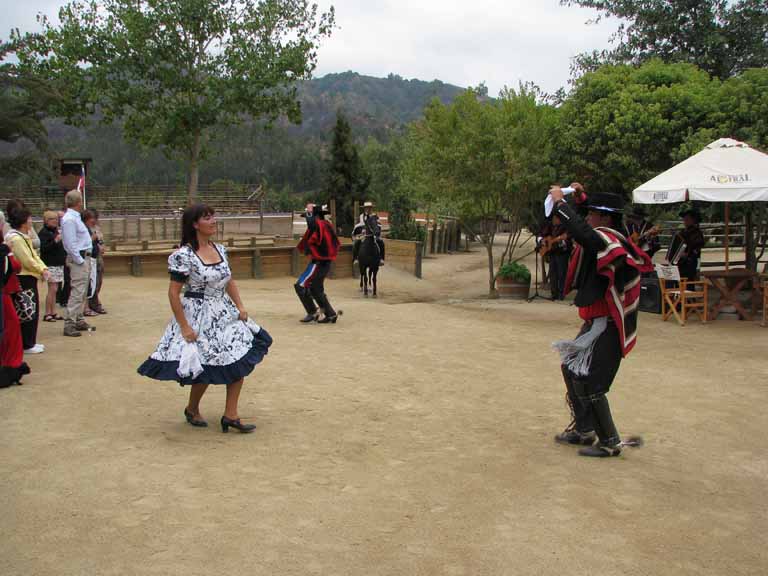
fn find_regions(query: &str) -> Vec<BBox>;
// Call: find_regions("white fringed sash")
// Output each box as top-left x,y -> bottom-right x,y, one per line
552,317 -> 608,376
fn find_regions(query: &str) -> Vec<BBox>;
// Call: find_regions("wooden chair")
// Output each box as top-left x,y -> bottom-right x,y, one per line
656,264 -> 708,326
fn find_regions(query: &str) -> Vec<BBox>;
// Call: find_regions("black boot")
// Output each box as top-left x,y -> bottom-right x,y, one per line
579,395 -> 621,458
300,312 -> 319,323
557,368 -> 596,442
555,422 -> 597,446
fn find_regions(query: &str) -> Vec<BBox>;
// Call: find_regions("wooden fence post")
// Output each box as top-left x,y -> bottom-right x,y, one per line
131,255 -> 142,277
415,242 -> 423,279
252,248 -> 263,278
291,248 -> 300,276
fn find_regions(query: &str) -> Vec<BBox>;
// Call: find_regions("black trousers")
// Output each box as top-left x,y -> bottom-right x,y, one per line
562,321 -> 622,445
295,260 -> 336,316
18,275 -> 40,350
549,252 -> 569,300
57,264 -> 71,307
89,256 -> 105,310
678,257 -> 698,281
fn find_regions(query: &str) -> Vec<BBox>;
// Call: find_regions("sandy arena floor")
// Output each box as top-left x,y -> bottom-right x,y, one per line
1,245 -> 767,576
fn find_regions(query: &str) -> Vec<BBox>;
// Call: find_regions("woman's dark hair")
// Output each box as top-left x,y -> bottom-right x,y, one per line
82,209 -> 96,224
9,207 -> 32,230
6,199 -> 25,216
181,204 -> 215,250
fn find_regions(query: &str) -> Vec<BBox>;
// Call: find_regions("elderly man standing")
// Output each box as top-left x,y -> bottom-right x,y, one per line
61,190 -> 95,337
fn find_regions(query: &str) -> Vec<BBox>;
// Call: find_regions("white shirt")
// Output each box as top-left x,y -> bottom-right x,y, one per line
61,208 -> 92,265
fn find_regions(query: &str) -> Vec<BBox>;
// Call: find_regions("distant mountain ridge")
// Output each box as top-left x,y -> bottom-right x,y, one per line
1,71 -> 469,188
295,71 -> 466,137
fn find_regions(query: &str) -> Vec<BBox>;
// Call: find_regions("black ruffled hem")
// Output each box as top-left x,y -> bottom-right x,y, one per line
137,328 -> 273,386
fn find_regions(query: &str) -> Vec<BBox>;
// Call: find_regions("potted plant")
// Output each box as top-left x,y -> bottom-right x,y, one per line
495,261 -> 531,299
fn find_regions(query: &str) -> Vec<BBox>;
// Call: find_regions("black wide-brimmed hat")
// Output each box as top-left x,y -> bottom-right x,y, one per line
311,204 -> 331,217
679,207 -> 702,222
628,205 -> 648,219
586,193 -> 624,214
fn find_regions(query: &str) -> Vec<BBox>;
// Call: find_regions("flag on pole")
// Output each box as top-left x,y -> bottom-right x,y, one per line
77,165 -> 85,192
77,164 -> 87,208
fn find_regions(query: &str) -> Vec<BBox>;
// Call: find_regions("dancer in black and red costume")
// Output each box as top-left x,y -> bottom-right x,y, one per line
295,204 -> 341,324
0,211 -> 31,388
550,184 -> 653,457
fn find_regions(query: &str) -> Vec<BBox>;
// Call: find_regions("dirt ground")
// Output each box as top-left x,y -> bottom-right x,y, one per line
1,243 -> 766,576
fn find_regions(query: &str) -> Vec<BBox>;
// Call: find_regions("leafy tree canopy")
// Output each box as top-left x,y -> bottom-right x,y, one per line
12,0 -> 335,202
0,42 -> 60,177
563,0 -> 768,79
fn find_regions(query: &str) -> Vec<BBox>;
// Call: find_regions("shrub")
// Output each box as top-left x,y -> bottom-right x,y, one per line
497,261 -> 531,283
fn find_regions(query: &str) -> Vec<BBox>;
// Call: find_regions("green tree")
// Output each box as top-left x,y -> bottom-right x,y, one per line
556,60 -> 719,197
360,137 -> 404,210
405,87 -> 556,297
0,42 -> 60,179
326,110 -> 369,234
562,0 -> 768,79
387,190 -> 424,242
13,0 -> 334,203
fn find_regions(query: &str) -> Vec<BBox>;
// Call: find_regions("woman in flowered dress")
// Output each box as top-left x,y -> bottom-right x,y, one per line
138,205 -> 272,433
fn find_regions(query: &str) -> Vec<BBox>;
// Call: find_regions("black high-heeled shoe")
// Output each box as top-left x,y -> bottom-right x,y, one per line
184,408 -> 208,428
221,416 -> 256,433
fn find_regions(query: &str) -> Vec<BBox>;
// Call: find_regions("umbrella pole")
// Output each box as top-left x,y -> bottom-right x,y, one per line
724,202 -> 730,271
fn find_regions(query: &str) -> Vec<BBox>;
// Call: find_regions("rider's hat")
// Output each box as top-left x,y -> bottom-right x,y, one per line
363,201 -> 375,208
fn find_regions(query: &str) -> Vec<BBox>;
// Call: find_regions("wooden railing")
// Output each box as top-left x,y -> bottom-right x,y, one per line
1,184 -> 262,215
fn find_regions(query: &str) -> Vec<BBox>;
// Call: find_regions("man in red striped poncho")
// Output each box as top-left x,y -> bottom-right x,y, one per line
549,184 -> 653,458
295,204 -> 341,324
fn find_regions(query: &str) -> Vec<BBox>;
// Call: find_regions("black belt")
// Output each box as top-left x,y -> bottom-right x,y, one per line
79,250 -> 92,258
184,291 -> 224,299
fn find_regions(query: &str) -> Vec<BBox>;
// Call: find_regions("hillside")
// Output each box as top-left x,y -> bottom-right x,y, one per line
296,72 -> 465,137
1,72 -> 466,190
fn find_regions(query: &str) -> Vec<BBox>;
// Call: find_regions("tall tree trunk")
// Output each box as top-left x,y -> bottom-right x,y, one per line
486,239 -> 497,297
186,130 -> 202,206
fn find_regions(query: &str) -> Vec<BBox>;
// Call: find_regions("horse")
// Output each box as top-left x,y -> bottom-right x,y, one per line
357,232 -> 380,297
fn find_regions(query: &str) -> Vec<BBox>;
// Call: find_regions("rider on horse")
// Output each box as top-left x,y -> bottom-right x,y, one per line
352,201 -> 385,266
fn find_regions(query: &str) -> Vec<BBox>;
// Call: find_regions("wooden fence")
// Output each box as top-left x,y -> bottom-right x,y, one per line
1,184 -> 261,215
383,239 -> 423,279
96,214 -> 293,242
107,243 -> 355,280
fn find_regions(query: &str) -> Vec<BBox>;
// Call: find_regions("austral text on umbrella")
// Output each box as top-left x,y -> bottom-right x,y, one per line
712,174 -> 749,183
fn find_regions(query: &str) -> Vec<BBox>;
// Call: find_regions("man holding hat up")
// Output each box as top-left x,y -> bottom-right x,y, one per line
295,204 -> 341,324
352,201 -> 385,266
549,184 -> 653,458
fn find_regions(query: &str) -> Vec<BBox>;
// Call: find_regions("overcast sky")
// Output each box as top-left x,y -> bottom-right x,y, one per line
1,0 -> 619,95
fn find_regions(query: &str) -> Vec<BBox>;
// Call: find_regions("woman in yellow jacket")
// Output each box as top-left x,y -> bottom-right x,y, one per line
6,207 -> 50,354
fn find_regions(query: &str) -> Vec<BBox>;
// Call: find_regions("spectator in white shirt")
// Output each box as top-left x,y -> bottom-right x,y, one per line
61,190 -> 96,337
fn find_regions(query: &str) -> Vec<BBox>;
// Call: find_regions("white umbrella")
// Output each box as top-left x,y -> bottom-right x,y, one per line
633,138 -> 768,269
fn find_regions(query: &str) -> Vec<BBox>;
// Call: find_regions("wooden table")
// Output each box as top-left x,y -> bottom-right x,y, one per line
702,269 -> 759,321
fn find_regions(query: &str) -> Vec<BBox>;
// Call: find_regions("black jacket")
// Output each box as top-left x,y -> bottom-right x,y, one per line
554,202 -> 610,308
38,224 -> 67,267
